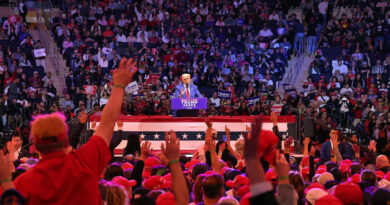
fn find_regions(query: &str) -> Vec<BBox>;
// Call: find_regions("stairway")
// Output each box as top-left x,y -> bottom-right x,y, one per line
29,29 -> 67,99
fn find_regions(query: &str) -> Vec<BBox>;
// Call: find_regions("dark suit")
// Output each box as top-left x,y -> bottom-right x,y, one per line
8,82 -> 19,101
17,148 -> 30,159
320,140 -> 332,161
65,75 -> 79,90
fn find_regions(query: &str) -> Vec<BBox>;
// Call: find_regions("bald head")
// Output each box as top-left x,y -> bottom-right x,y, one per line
376,155 -> 389,169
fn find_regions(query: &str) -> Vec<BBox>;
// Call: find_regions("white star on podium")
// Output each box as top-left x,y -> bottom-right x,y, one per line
182,133 -> 188,139
238,134 -> 244,139
154,133 -> 160,139
140,133 -> 145,139
196,133 -> 202,139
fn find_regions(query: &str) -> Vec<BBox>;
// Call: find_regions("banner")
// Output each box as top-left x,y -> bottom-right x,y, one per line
171,98 -> 208,110
144,73 -> 161,85
33,48 -> 46,58
89,116 -> 296,153
83,85 -> 97,95
8,15 -> 19,24
102,47 -> 112,54
125,81 -> 139,94
247,96 -> 260,107
217,90 -> 231,99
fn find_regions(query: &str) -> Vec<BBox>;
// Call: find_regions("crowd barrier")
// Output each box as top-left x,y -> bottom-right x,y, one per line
89,115 -> 296,155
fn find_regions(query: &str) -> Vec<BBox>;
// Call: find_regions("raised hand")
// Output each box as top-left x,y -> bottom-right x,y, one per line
352,144 -> 360,157
0,150 -> 13,183
225,125 -> 231,144
117,120 -> 123,130
274,151 -> 290,183
244,115 -> 263,160
78,111 -> 88,123
205,137 -> 216,152
155,152 -> 169,166
91,119 -> 96,130
270,111 -> 277,125
161,130 -> 180,161
284,137 -> 294,152
205,118 -> 212,128
139,141 -> 151,161
246,124 -> 251,132
6,141 -> 15,153
113,58 -> 138,87
303,137 -> 310,148
368,140 -> 376,152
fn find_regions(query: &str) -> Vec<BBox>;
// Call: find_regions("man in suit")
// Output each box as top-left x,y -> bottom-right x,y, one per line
320,128 -> 339,161
175,73 -> 202,98
7,135 -> 30,162
174,74 -> 202,117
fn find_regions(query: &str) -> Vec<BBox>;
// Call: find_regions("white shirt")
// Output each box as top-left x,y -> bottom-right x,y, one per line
98,59 -> 108,68
116,34 -> 127,43
100,98 -> 108,106
14,147 -> 21,161
332,64 -> 348,75
317,95 -> 329,104
210,97 -> 221,108
259,29 -> 273,38
340,87 -> 353,95
318,1 -> 328,14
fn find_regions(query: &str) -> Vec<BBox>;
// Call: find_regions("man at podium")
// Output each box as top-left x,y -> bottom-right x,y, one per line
175,73 -> 202,98
174,73 -> 202,117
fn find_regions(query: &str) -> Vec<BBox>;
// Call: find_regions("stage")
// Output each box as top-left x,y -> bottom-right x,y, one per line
90,115 -> 297,156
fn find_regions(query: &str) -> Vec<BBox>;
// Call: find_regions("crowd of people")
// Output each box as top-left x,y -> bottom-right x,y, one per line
1,57 -> 390,205
51,0 -> 309,117
0,14 -> 54,141
304,1 -> 390,149
1,0 -> 390,204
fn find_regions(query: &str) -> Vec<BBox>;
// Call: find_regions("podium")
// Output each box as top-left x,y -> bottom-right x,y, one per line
171,98 -> 208,117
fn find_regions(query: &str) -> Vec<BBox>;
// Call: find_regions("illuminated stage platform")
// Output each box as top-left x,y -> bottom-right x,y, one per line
90,116 -> 296,156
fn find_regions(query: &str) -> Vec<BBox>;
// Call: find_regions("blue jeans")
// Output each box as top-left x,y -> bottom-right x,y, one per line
294,32 -> 305,53
307,36 -> 317,54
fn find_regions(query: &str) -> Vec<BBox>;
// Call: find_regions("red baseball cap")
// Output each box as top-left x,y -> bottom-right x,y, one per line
156,192 -> 175,205
142,175 -> 170,190
112,176 -> 137,190
184,159 -> 200,169
348,173 -> 361,184
142,157 -> 161,178
238,185 -> 249,198
122,162 -> 134,170
315,194 -> 342,205
265,168 -> 277,182
304,183 -> 325,194
240,192 -> 251,205
334,183 -> 363,205
226,175 -> 249,188
376,171 -> 385,180
257,130 -> 279,165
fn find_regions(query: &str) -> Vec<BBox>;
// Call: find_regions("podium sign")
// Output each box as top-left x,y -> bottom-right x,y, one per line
171,98 -> 207,110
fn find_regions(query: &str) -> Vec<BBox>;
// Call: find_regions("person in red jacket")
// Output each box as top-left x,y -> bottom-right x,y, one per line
0,58 -> 138,204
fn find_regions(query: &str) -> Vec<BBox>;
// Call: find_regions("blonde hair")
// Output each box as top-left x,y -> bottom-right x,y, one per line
30,113 -> 68,155
235,138 -> 245,156
104,181 -> 129,205
30,112 -> 68,142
